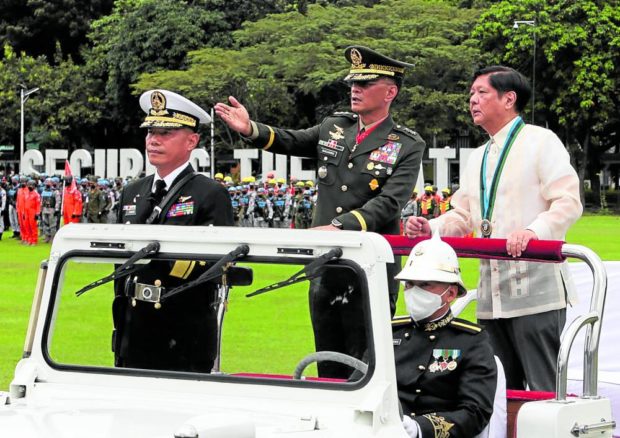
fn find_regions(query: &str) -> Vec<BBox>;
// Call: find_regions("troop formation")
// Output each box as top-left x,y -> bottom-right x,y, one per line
0,173 -> 125,244
212,172 -> 318,229
0,171 -> 322,245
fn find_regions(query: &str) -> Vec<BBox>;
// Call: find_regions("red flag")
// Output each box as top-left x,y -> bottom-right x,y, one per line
64,160 -> 77,192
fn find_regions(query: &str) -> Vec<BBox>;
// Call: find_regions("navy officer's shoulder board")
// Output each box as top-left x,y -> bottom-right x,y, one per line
449,317 -> 484,335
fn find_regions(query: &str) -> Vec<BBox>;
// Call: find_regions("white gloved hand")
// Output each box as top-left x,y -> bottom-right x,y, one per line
402,415 -> 420,438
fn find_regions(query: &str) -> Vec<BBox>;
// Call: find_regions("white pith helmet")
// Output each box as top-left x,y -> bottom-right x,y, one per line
395,232 -> 467,297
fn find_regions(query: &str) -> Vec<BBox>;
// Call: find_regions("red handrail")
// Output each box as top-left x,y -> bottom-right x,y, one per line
383,235 -> 566,263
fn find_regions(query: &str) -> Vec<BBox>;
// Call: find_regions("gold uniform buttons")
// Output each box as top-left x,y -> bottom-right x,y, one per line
341,185 -> 348,192
429,335 -> 436,341
348,163 -> 353,169
336,207 -> 343,213
418,365 -> 426,371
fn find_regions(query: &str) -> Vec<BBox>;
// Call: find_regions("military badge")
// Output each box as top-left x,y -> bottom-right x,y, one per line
149,91 -> 169,116
166,201 -> 194,218
369,179 -> 379,191
327,139 -> 343,150
429,349 -> 461,373
369,141 -> 402,165
318,166 -> 328,179
366,162 -> 374,171
319,139 -> 344,151
329,124 -> 345,140
350,48 -> 363,67
178,195 -> 192,203
393,338 -> 402,346
123,205 -> 137,216
320,147 -> 337,157
388,133 -> 400,141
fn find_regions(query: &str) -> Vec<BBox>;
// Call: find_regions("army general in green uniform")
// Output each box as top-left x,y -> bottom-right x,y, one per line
215,46 -> 426,378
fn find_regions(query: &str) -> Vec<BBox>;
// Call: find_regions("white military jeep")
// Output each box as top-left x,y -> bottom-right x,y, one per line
1,224 -> 408,438
0,224 -> 615,437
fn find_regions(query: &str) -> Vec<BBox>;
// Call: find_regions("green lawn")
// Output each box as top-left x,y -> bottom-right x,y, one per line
1,214 -> 619,390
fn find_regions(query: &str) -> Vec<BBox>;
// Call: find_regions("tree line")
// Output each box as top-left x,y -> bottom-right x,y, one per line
0,0 -> 618,207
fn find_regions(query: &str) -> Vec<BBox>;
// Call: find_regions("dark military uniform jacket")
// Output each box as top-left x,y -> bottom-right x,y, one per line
250,113 -> 425,234
114,163 -> 234,372
117,163 -> 232,226
393,312 -> 497,438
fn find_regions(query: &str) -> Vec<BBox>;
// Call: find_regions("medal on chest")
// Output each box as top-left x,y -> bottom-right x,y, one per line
429,349 -> 461,373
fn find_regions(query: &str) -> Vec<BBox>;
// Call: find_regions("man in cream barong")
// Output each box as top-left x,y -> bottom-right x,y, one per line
405,65 -> 582,391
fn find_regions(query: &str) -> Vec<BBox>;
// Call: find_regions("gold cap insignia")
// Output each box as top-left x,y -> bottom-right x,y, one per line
350,48 -> 363,68
150,91 -> 168,116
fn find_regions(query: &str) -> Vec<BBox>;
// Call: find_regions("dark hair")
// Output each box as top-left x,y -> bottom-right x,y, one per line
472,65 -> 532,113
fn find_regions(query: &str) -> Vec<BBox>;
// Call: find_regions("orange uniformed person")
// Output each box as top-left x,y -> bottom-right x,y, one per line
63,175 -> 83,225
15,176 -> 28,239
22,179 -> 41,245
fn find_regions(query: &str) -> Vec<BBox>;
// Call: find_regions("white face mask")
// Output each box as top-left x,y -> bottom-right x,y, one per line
404,284 -> 450,322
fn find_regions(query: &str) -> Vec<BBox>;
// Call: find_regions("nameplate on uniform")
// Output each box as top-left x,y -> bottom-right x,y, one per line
369,141 -> 402,165
166,201 -> 194,218
393,338 -> 402,346
123,205 -> 137,216
318,139 -> 345,151
320,147 -> 338,158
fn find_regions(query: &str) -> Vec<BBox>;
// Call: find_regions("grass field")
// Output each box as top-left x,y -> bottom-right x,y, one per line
1,214 -> 619,390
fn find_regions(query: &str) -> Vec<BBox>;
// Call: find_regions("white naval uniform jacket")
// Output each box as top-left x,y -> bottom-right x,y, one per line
433,117 -> 583,319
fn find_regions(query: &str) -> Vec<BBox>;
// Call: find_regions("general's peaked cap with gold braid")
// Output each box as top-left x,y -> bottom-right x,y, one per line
343,46 -> 414,83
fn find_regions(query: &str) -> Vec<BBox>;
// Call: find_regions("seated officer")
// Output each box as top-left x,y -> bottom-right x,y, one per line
113,89 -> 233,373
394,233 -> 497,438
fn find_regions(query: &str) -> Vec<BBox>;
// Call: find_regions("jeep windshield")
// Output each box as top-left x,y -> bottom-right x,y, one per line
42,241 -> 374,386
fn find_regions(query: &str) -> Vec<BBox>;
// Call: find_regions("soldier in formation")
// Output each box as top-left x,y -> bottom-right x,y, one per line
40,177 -> 61,243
